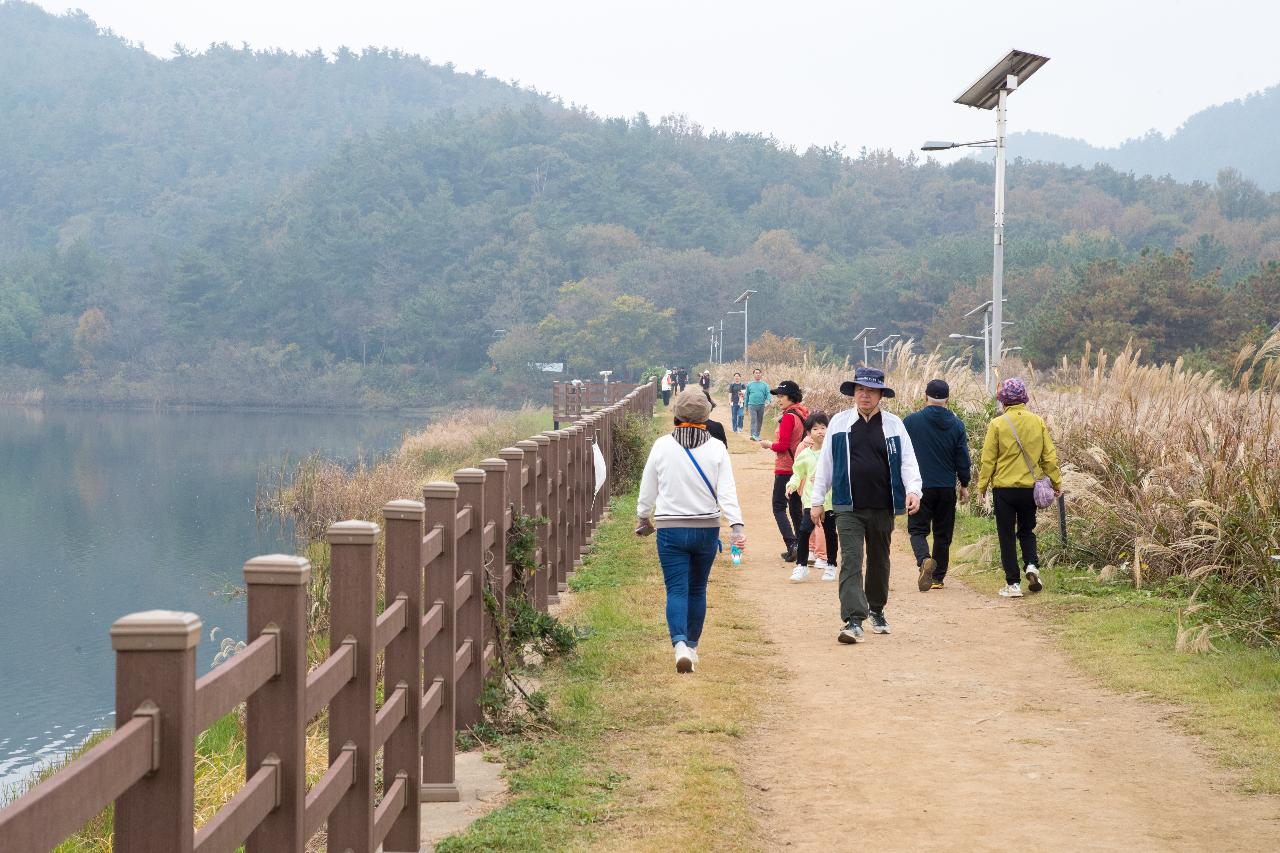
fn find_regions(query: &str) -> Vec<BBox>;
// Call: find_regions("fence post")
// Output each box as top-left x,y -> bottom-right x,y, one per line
479,457 -> 508,682
325,519 -> 379,853
111,610 -> 200,853
558,428 -> 577,584
532,434 -> 554,609
572,424 -> 588,563
382,500 -> 424,852
549,430 -> 568,597
244,556 -> 310,853
453,468 -> 486,731
500,446 -> 526,604
517,439 -> 544,609
421,482 -> 459,802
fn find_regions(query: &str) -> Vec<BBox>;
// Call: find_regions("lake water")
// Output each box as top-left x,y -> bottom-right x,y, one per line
0,407 -> 417,789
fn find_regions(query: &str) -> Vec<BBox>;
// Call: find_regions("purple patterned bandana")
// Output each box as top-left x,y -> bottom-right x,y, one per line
996,377 -> 1029,406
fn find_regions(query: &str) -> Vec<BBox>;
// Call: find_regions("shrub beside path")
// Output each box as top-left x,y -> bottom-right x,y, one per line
725,429 -> 1280,852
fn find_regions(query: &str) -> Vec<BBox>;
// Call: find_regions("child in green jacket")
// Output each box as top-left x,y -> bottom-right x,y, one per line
786,412 -> 838,581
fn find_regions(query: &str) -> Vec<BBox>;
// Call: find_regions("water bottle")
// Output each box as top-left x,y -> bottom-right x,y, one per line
730,543 -> 742,567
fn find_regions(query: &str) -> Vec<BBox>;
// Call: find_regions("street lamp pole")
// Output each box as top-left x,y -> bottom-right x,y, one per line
733,290 -> 757,360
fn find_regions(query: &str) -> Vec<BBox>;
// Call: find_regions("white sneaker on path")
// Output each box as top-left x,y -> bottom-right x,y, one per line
789,564 -> 809,582
821,565 -> 837,581
999,583 -> 1024,598
674,641 -> 695,673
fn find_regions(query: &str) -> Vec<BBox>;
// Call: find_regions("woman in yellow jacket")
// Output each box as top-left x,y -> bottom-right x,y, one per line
977,378 -> 1062,598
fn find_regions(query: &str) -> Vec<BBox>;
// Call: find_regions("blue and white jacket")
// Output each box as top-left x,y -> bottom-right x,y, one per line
811,408 -> 923,515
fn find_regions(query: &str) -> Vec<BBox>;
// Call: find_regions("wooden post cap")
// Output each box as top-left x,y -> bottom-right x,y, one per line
499,447 -> 525,460
479,457 -> 507,472
453,468 -> 486,484
244,554 -> 311,585
325,520 -> 380,545
423,481 -> 459,498
515,439 -> 539,450
110,610 -> 202,651
532,434 -> 551,445
383,499 -> 425,520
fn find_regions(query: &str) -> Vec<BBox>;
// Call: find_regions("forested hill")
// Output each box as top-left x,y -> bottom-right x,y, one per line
1012,84 -> 1280,191
0,1 -> 549,262
2,2 -> 1279,408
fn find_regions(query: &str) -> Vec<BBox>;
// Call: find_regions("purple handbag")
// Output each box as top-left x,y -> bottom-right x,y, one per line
1002,414 -> 1056,509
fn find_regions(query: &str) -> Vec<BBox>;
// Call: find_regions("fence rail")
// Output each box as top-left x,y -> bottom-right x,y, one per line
0,380 -> 656,853
552,380 -> 631,426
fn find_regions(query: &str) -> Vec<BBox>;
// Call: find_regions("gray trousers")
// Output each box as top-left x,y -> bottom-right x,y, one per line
835,509 -> 895,624
748,404 -> 765,438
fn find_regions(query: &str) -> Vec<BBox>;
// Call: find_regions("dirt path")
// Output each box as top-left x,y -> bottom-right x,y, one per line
724,428 -> 1280,852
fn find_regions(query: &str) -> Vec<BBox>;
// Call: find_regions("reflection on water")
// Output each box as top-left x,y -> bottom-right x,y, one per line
0,407 -> 417,788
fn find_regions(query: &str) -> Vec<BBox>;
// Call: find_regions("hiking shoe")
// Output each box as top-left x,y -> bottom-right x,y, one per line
838,621 -> 864,644
869,611 -> 891,634
779,545 -> 798,563
1026,564 -> 1043,593
930,581 -> 945,590
999,583 -> 1024,598
789,564 -> 809,582
821,564 -> 837,582
674,641 -> 695,673
918,558 -> 936,592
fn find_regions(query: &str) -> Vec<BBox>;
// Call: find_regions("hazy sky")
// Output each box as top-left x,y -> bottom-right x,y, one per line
29,0 -> 1280,160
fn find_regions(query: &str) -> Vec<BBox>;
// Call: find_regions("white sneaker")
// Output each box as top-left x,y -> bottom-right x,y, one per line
789,564 -> 809,582
999,583 -> 1024,598
1026,564 -> 1043,593
688,647 -> 700,666
813,558 -> 831,570
674,641 -> 695,673
821,564 -> 837,581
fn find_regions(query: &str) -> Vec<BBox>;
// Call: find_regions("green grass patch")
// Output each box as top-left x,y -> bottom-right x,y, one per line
437,491 -> 767,852
951,505 -> 1280,793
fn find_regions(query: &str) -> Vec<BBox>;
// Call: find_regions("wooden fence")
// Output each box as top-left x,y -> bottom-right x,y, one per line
551,380 -> 632,426
0,381 -> 657,853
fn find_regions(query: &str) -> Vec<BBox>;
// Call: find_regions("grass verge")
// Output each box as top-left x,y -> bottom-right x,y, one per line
950,506 -> 1280,794
437,491 -> 772,852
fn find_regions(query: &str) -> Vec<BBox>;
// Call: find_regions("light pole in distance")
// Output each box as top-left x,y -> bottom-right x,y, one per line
852,327 -> 875,366
733,289 -> 757,361
923,49 -> 1049,391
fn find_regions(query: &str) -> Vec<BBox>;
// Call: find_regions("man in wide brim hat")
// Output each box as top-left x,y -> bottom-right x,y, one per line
811,366 -> 922,645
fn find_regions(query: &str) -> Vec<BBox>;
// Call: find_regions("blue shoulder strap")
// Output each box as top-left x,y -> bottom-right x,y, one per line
682,446 -> 717,501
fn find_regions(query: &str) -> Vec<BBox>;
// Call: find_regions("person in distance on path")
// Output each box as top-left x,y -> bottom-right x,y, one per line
977,377 -> 1062,599
903,379 -> 972,591
660,369 -> 672,407
636,388 -> 746,673
728,372 -> 746,433
811,366 -> 922,644
759,379 -> 809,566
744,367 -> 770,440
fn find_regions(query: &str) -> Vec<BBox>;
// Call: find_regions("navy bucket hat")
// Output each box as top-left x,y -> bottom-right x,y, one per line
839,366 -> 896,399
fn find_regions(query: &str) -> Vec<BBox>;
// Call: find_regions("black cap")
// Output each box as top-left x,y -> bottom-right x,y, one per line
770,380 -> 803,402
925,379 -> 950,400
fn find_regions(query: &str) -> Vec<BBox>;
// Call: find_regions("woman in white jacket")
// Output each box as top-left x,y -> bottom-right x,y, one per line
636,388 -> 747,673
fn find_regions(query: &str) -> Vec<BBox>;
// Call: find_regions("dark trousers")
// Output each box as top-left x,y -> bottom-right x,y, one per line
796,509 -> 838,567
908,487 -> 957,582
772,473 -> 803,549
661,389 -> 671,406
835,509 -> 894,623
993,487 -> 1039,585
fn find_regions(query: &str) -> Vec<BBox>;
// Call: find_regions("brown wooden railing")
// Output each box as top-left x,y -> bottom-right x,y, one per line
552,380 -> 632,426
0,380 -> 656,853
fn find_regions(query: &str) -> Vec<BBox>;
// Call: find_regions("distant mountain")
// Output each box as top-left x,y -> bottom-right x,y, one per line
1012,85 -> 1280,191
0,0 -> 550,263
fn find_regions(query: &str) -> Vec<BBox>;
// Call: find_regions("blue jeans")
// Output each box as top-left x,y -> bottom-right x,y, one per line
655,527 -> 719,647
731,402 -> 744,432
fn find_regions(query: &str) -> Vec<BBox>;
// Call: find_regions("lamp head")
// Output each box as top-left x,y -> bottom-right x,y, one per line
921,140 -> 958,151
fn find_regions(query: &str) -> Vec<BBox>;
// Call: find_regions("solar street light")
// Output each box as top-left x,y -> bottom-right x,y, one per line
923,49 -> 1049,393
733,290 -> 757,360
